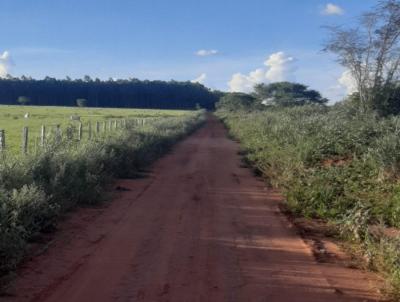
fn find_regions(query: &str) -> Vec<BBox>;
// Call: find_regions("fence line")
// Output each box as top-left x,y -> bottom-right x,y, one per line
40,125 -> 46,147
0,130 -> 5,151
22,127 -> 28,154
0,118 -> 151,154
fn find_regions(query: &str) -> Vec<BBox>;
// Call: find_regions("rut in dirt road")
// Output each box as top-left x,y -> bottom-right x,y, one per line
3,115 -> 382,302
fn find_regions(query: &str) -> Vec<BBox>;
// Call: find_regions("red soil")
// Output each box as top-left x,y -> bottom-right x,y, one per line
2,115 -> 383,302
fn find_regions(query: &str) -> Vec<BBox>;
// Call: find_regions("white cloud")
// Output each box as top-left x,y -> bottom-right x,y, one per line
338,70 -> 357,94
228,72 -> 258,93
195,49 -> 219,57
228,51 -> 296,92
322,3 -> 344,15
191,73 -> 207,84
264,52 -> 296,82
326,70 -> 357,101
0,51 -> 12,78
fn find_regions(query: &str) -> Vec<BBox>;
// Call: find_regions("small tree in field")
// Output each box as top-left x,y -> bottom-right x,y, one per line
324,0 -> 400,115
17,96 -> 31,106
76,98 -> 88,107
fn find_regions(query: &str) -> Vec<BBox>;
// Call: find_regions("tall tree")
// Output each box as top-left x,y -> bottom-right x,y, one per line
324,0 -> 400,114
254,82 -> 328,107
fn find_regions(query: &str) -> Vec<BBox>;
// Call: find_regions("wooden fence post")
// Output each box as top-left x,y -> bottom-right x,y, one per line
88,121 -> 92,140
22,126 -> 28,154
96,121 -> 100,134
55,125 -> 62,144
0,130 -> 5,151
108,120 -> 112,131
40,125 -> 46,147
78,123 -> 83,141
114,120 -> 117,130
103,121 -> 107,132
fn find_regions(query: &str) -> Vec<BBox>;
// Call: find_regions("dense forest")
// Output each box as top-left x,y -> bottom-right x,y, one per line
0,76 -> 219,109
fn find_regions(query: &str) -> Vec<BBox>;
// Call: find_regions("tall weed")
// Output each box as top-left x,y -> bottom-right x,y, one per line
0,111 -> 205,275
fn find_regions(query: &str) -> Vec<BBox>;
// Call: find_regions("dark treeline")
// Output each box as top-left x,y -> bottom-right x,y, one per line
0,76 -> 219,109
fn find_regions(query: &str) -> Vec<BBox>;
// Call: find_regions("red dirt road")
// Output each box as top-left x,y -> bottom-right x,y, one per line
3,116 -> 382,302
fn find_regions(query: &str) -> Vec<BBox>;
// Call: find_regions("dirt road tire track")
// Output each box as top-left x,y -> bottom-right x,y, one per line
2,115 -> 382,302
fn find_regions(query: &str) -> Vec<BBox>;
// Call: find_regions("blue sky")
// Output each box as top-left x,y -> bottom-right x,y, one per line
0,0 -> 378,101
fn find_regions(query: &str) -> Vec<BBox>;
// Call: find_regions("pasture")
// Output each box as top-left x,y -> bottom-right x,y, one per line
0,105 -> 190,153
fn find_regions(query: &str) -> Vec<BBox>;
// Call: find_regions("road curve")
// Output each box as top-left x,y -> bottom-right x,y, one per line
3,115 -> 382,302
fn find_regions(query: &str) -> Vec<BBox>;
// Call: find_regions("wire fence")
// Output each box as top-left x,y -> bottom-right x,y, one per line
0,118 -> 151,155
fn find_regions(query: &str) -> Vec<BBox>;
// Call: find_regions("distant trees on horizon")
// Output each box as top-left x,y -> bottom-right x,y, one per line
216,82 -> 328,112
0,76 -> 219,110
254,82 -> 328,107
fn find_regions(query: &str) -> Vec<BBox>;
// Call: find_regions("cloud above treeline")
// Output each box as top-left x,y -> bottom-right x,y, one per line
322,3 -> 344,15
191,73 -> 207,84
0,51 -> 12,77
195,49 -> 219,57
228,51 -> 296,92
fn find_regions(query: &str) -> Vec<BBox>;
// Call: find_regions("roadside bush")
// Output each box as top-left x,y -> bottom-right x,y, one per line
0,111 -> 205,275
0,185 -> 58,273
217,106 -> 400,225
216,104 -> 400,297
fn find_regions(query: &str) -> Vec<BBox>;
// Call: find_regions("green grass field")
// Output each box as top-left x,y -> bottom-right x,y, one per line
0,105 -> 191,153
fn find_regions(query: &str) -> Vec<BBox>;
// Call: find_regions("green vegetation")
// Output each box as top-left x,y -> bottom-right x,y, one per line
324,0 -> 400,116
254,82 -> 328,106
0,107 -> 205,277
216,82 -> 327,112
0,77 -> 219,110
215,93 -> 259,112
217,104 -> 400,224
0,105 -> 189,153
216,102 -> 400,297
215,1 -> 400,290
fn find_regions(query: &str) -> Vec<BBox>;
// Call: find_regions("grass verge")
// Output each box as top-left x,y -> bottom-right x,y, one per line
0,110 -> 205,280
216,106 -> 400,300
